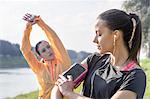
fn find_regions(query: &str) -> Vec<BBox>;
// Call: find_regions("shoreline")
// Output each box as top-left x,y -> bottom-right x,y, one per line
0,68 -> 39,99
7,90 -> 39,99
0,64 -> 29,69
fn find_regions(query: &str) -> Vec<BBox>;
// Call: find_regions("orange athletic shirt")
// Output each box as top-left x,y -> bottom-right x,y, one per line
21,18 -> 71,99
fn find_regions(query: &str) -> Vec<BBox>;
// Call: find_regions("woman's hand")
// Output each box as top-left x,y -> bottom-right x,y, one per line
23,13 -> 43,25
57,75 -> 75,96
23,13 -> 36,25
55,75 -> 91,99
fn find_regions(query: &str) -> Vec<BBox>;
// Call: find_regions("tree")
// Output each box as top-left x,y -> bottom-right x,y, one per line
0,40 -> 21,56
77,51 -> 91,62
122,0 -> 150,57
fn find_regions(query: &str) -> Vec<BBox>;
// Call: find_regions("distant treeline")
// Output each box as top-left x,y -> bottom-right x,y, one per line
0,40 -> 22,57
0,40 -> 91,68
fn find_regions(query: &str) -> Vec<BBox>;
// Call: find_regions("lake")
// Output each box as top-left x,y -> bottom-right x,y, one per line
0,68 -> 39,99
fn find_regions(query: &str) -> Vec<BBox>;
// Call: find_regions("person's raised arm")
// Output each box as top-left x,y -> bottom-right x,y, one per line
35,16 -> 71,70
20,22 -> 43,73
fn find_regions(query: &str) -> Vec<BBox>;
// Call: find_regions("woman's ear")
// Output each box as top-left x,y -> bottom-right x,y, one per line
113,30 -> 120,41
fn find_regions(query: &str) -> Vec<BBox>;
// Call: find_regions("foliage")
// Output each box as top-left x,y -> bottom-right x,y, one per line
0,56 -> 28,68
0,40 -> 22,56
140,58 -> 150,99
122,0 -> 150,57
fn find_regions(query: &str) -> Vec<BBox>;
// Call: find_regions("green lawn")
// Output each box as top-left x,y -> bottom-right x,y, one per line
10,59 -> 150,99
140,58 -> 150,99
7,91 -> 39,99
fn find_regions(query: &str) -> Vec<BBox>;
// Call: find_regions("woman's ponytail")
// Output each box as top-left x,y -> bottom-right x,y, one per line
128,13 -> 142,63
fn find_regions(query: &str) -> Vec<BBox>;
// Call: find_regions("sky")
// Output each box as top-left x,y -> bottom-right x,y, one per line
0,0 -> 125,52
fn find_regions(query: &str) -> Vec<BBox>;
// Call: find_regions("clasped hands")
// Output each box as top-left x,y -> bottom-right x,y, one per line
23,13 -> 42,26
55,75 -> 75,96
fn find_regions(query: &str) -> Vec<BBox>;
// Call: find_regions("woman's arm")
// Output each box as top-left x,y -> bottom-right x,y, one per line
67,92 -> 91,99
111,69 -> 146,99
51,85 -> 91,99
111,90 -> 136,99
20,22 -> 43,73
51,85 -> 63,99
55,75 -> 91,99
35,17 -> 71,69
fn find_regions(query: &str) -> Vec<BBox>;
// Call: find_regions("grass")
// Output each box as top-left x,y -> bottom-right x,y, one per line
11,59 -> 150,99
9,85 -> 83,99
7,91 -> 39,99
140,58 -> 150,99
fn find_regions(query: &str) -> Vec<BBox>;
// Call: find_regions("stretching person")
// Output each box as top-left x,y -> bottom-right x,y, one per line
21,14 -> 71,99
51,9 -> 146,99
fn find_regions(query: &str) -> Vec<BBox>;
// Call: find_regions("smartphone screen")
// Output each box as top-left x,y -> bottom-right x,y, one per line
63,63 -> 86,81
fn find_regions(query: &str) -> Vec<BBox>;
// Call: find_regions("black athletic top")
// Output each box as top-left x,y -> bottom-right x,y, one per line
82,53 -> 146,99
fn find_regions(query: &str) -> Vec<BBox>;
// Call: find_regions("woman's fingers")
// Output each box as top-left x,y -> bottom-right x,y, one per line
25,13 -> 32,17
22,13 -> 38,25
56,75 -> 74,87
23,14 -> 29,20
59,75 -> 68,82
57,75 -> 67,85
22,17 -> 28,21
24,14 -> 31,19
23,13 -> 35,22
57,78 -> 64,85
58,74 -> 73,82
23,16 -> 30,22
67,75 -> 73,81
57,75 -> 73,86
25,13 -> 32,20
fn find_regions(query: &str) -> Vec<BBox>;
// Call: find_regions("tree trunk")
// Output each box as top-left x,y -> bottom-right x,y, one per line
148,42 -> 150,58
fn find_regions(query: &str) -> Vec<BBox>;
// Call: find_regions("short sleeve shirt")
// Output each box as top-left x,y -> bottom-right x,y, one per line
82,53 -> 146,99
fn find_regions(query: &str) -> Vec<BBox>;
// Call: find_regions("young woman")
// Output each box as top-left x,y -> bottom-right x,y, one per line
21,15 -> 71,99
51,9 -> 146,99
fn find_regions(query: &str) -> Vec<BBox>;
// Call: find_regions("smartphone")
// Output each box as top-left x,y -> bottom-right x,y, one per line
62,63 -> 87,88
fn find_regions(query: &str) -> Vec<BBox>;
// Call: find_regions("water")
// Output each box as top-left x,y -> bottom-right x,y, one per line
0,68 -> 39,99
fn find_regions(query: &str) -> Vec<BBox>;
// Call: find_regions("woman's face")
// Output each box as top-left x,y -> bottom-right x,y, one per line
38,41 -> 55,60
93,19 -> 114,54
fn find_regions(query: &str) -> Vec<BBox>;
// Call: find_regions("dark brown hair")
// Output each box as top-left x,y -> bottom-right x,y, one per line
35,41 -> 43,56
97,9 -> 142,63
